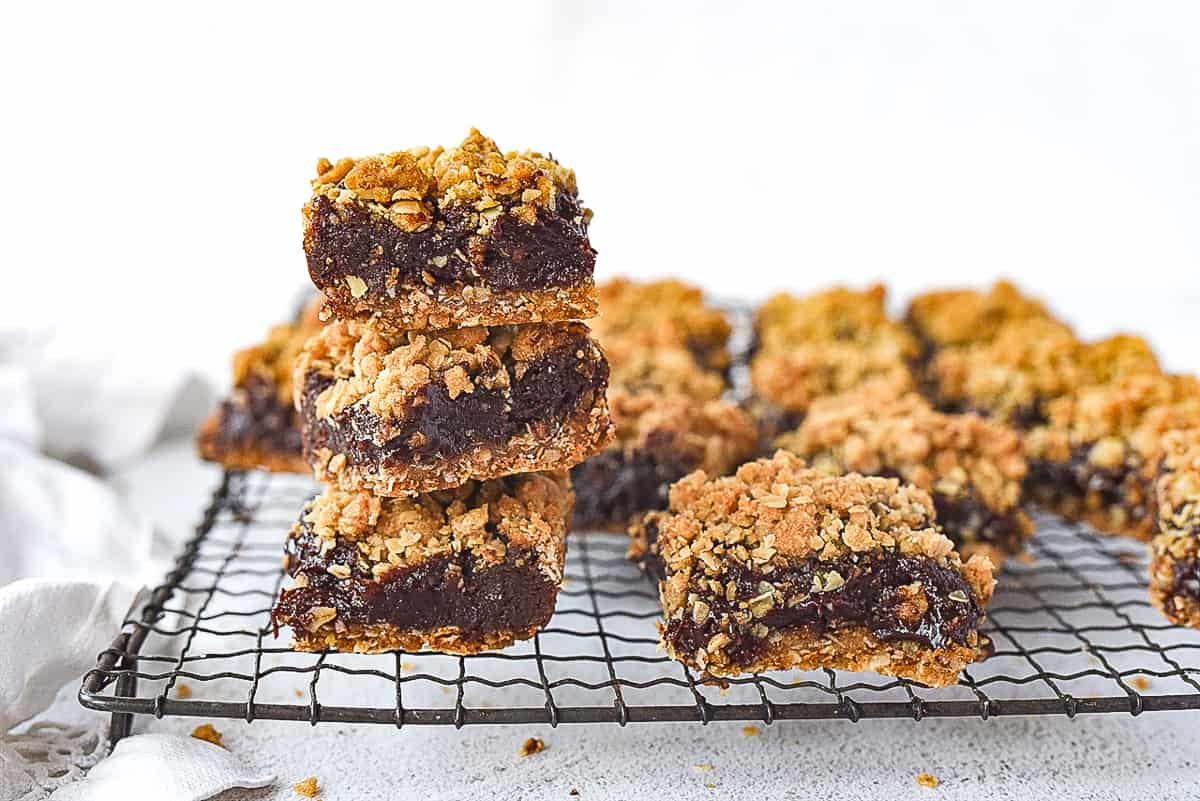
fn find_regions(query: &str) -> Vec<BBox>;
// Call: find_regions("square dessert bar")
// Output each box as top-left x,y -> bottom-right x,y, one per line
649,451 -> 996,687
904,280 -> 1052,354
295,317 -> 613,494
571,389 -> 758,534
926,318 -> 1160,427
1024,373 -> 1200,540
304,129 -> 597,330
593,278 -> 733,375
774,388 -> 1033,566
750,285 -> 919,428
1151,429 -> 1200,629
273,472 -> 572,654
197,296 -> 324,473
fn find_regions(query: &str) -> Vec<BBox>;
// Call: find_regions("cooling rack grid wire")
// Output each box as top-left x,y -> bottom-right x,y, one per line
80,467 -> 1200,741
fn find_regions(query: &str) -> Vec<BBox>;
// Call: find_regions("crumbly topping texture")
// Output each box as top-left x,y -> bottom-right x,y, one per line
754,285 -> 918,357
927,315 -> 1162,422
296,316 -> 598,421
775,389 -> 1027,513
905,280 -> 1051,348
310,129 -> 584,234
1025,373 -> 1200,466
294,471 -> 572,582
656,451 -> 994,582
1156,428 -> 1200,535
593,278 -> 732,372
319,283 -> 598,334
603,337 -> 726,400
608,390 -> 758,474
231,295 -> 324,404
750,340 -> 915,414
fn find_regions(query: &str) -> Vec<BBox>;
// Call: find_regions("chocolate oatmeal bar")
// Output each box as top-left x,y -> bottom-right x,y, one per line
296,317 -> 613,494
571,390 -> 758,534
774,389 -> 1033,566
304,129 -> 596,330
197,296 -> 323,473
1151,429 -> 1200,628
926,319 -> 1160,427
754,285 -> 918,354
648,451 -> 995,687
750,339 -> 915,428
1024,373 -> 1200,540
750,285 -> 918,428
593,278 -> 733,374
905,280 -> 1052,354
273,472 -> 572,653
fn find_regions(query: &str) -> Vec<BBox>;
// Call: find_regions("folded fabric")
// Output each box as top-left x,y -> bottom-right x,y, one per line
47,734 -> 275,801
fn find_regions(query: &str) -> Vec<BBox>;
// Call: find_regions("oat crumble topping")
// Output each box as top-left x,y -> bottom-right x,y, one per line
906,280 -> 1051,348
310,129 -> 584,235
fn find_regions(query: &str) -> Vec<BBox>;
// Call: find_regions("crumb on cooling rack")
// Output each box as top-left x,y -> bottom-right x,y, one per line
519,737 -> 546,757
190,723 -> 224,748
293,776 -> 320,797
742,725 -> 760,737
294,688 -> 304,698
175,683 -> 191,699
917,772 -> 940,788
1131,676 -> 1152,691
402,661 -> 417,671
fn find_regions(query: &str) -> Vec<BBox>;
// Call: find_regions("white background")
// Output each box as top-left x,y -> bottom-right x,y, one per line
3,0 -> 1198,384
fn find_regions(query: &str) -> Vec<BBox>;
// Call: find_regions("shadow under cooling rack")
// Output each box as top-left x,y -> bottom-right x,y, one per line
80,469 -> 1200,740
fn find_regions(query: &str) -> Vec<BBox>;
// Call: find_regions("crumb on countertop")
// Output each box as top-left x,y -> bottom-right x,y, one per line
190,724 -> 224,748
293,776 -> 320,797
694,762 -> 714,772
742,725 -> 760,737
917,772 -> 940,788
519,737 -> 546,757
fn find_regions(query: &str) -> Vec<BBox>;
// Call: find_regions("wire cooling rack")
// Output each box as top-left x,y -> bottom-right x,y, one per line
80,468 -> 1200,741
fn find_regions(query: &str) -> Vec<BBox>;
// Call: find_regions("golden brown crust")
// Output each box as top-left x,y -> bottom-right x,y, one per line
754,285 -> 918,356
927,319 -> 1161,424
296,317 -> 597,420
656,451 -> 996,574
681,624 -> 990,688
290,623 -> 536,655
309,129 -> 583,233
1150,429 -> 1200,628
317,282 -> 598,333
608,391 -> 758,468
905,280 -> 1052,349
297,472 -> 572,579
776,390 -> 1027,515
593,278 -> 732,373
750,340 -> 915,414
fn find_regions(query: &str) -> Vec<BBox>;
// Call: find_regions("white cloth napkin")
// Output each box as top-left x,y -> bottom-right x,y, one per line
0,324 -> 275,800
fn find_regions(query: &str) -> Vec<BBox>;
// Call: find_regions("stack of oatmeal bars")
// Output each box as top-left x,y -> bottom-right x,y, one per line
269,130 -> 614,654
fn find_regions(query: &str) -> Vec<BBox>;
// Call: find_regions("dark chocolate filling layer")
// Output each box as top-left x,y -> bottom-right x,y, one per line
1167,557 -> 1200,603
1025,444 -> 1152,527
930,490 -> 1026,555
570,432 -> 700,530
306,193 -> 595,299
665,551 -> 983,667
274,521 -> 557,639
209,375 -> 302,456
301,333 -> 608,468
